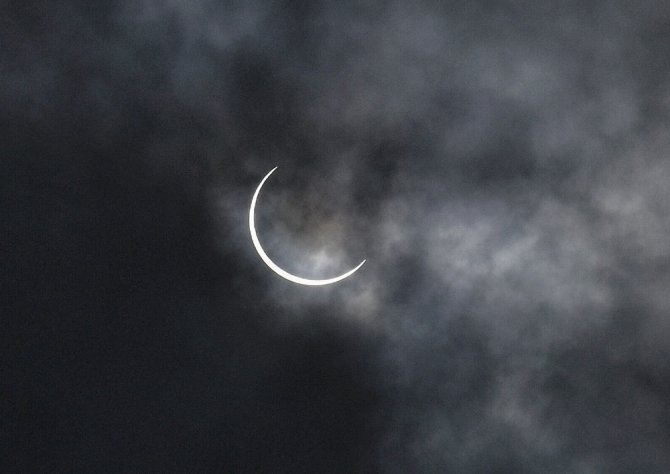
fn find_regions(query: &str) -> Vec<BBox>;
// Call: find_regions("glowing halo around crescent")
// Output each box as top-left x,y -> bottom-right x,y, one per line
249,166 -> 366,286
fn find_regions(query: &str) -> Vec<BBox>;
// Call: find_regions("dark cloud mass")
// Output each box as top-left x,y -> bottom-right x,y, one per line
2,0 -> 670,472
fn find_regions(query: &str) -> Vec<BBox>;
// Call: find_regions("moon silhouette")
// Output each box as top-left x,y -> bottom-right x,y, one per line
249,167 -> 366,286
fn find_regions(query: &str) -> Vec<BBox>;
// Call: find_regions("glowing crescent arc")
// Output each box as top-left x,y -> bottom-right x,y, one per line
249,167 -> 366,286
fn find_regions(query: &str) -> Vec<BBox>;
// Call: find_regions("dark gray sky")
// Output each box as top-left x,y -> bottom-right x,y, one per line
3,0 -> 670,472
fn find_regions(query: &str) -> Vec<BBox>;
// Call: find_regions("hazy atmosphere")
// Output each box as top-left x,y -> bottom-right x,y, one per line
3,1 -> 670,472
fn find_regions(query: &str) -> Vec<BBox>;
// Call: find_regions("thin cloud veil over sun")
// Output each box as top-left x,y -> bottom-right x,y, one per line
248,166 -> 366,286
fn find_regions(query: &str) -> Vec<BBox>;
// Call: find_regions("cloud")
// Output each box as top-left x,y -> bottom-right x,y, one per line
3,0 -> 670,472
